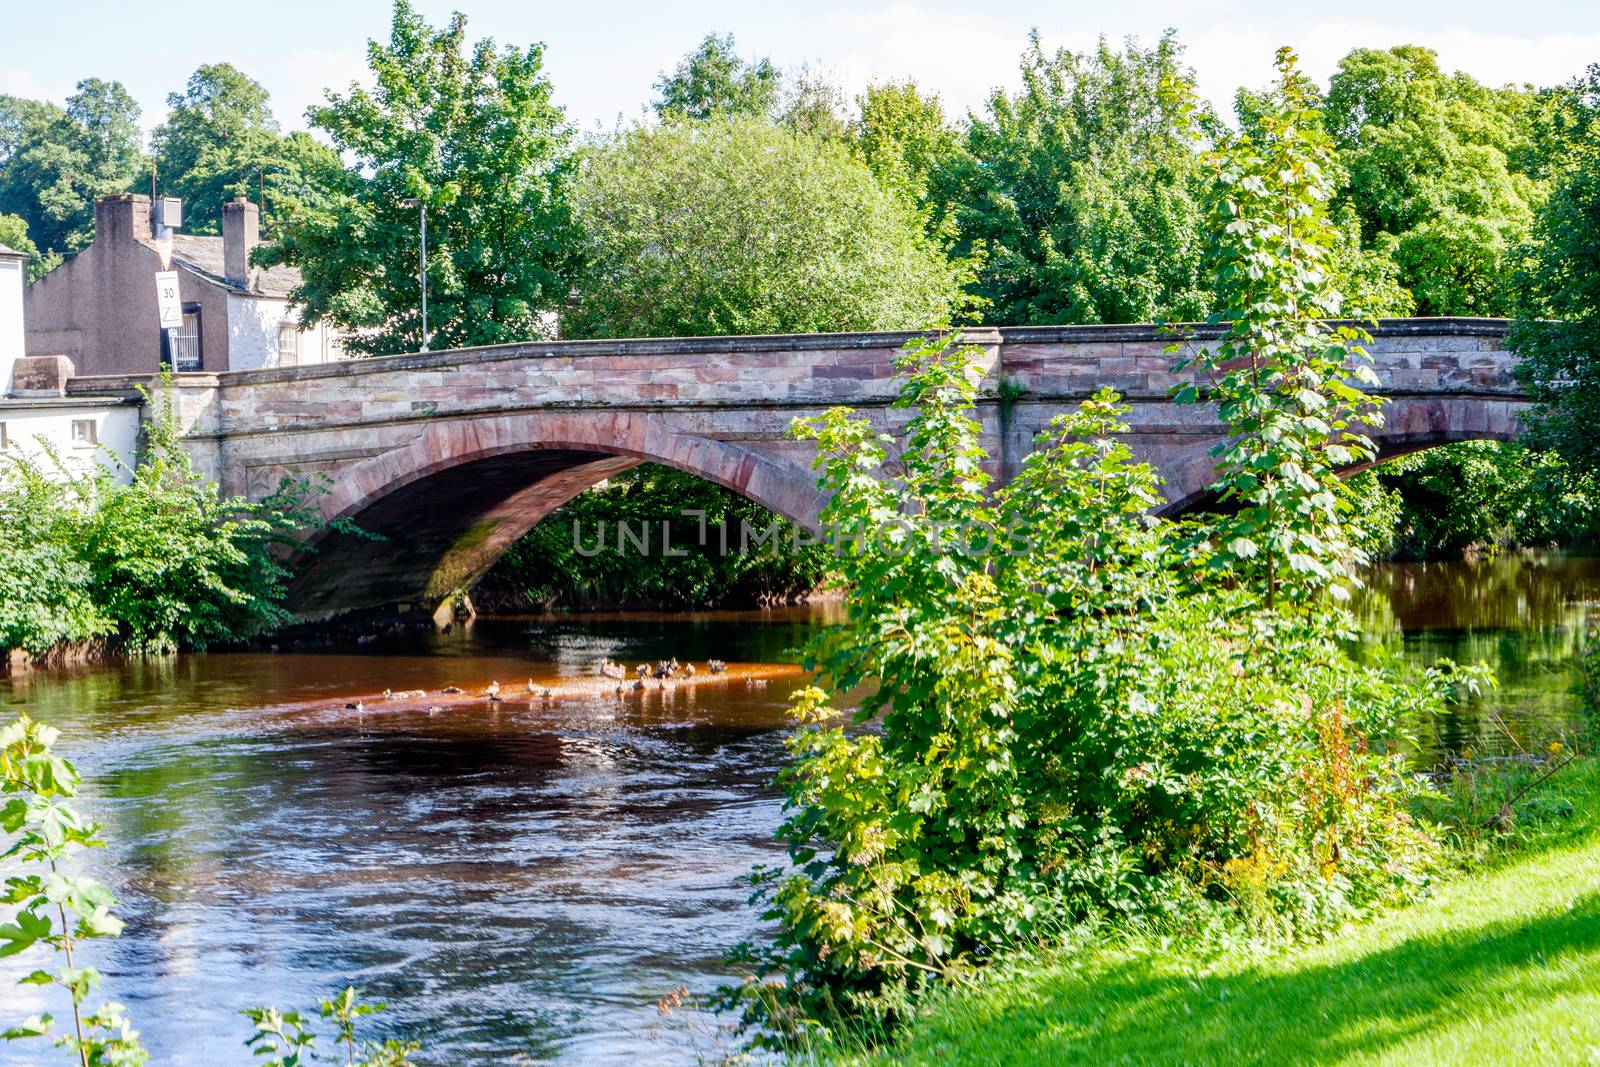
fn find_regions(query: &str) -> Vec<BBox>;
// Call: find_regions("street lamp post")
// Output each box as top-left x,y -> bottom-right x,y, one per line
400,197 -> 428,352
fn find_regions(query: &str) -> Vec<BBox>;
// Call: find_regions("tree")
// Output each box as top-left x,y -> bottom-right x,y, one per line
934,32 -> 1213,326
652,32 -> 780,122
1325,45 -> 1545,315
257,0 -> 574,356
0,80 -> 142,255
780,65 -> 851,142
0,213 -> 60,281
1176,47 -> 1386,609
563,116 -> 962,339
150,63 -> 345,235
852,80 -> 961,214
1512,65 -> 1600,472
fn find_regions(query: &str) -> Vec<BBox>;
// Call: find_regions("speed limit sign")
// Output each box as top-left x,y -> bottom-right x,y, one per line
155,271 -> 182,328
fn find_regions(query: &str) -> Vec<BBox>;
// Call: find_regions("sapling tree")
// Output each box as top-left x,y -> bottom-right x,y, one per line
0,713 -> 148,1066
1173,47 -> 1386,610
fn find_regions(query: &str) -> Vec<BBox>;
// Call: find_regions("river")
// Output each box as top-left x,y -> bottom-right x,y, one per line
1,555 -> 1595,1064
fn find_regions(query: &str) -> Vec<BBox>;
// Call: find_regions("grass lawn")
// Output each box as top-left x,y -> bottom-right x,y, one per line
833,759 -> 1600,1066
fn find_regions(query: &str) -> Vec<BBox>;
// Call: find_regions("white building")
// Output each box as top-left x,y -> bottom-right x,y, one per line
0,244 -> 139,484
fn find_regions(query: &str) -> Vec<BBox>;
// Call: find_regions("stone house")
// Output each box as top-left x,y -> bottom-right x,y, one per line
22,193 -> 341,375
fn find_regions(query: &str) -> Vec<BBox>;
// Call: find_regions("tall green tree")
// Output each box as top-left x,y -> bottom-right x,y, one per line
150,63 -> 346,235
0,79 -> 142,255
1325,45 -> 1545,315
563,116 -> 961,339
1511,65 -> 1600,471
853,80 -> 961,215
934,32 -> 1212,326
652,32 -> 780,122
257,0 -> 574,356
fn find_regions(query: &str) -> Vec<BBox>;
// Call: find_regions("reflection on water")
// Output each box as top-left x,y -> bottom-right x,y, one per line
1356,553 -> 1597,758
0,611 -> 827,1066
0,561 -> 1592,1064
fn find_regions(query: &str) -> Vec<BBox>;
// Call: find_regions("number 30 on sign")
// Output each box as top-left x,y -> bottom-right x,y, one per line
155,271 -> 182,328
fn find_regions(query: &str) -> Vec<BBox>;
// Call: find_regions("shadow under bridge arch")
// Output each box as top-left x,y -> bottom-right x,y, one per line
282,414 -> 827,621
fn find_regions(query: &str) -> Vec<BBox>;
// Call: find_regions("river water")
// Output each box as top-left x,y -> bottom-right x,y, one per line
1,556 -> 1594,1064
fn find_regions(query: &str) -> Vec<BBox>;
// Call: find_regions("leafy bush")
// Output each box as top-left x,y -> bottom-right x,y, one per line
728,51 -> 1475,1043
0,387 -> 316,656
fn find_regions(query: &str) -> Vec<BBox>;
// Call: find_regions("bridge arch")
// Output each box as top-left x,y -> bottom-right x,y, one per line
1155,395 -> 1529,516
286,411 -> 827,620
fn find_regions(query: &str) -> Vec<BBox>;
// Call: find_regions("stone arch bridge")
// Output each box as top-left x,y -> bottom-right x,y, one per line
68,318 -> 1523,621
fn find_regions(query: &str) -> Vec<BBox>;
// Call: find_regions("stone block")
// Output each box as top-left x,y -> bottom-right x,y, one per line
9,354 -> 75,396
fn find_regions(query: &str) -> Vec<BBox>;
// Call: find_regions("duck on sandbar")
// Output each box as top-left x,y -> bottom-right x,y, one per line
707,659 -> 727,674
486,681 -> 503,702
598,659 -> 626,680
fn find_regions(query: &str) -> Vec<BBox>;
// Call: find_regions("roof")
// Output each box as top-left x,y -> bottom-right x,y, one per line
0,243 -> 23,258
140,234 -> 302,298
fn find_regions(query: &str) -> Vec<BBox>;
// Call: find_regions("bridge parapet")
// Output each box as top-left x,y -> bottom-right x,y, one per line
60,317 -> 1523,620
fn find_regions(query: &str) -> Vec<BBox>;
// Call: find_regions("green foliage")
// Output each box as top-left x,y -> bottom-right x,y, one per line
150,63 -> 347,237
1325,45 -> 1546,315
780,67 -> 852,143
652,32 -> 780,123
833,758 -> 1600,1067
1,712 -> 149,1066
1372,442 -> 1600,559
475,465 -> 830,611
1176,47 -> 1382,609
0,450 -> 110,657
1339,470 -> 1405,561
1511,65 -> 1600,474
933,32 -> 1213,326
0,385 -> 318,656
243,986 -> 418,1067
729,51 -> 1473,1046
563,116 -> 962,339
257,0 -> 574,356
0,80 -> 142,255
0,213 -> 60,281
852,82 -> 961,215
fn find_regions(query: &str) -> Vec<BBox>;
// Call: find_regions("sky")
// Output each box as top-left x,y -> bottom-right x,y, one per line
3,0 -> 1599,139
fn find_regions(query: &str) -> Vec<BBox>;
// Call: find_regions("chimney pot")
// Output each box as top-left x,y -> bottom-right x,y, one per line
222,197 -> 260,290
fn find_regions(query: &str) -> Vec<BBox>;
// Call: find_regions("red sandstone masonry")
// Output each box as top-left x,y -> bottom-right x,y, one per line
59,319 -> 1528,619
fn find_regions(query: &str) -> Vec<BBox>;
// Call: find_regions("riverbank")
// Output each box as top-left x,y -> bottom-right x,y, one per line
827,758 -> 1600,1067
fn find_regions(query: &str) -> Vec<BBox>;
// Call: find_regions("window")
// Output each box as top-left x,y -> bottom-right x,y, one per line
278,323 -> 300,367
70,419 -> 98,447
160,304 -> 203,372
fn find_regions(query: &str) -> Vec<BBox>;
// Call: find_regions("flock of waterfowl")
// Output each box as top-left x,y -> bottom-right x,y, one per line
336,657 -> 750,714
595,656 -> 728,694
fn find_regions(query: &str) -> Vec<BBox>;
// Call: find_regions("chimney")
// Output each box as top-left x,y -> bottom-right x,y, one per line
222,196 -> 260,290
93,194 -> 152,244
